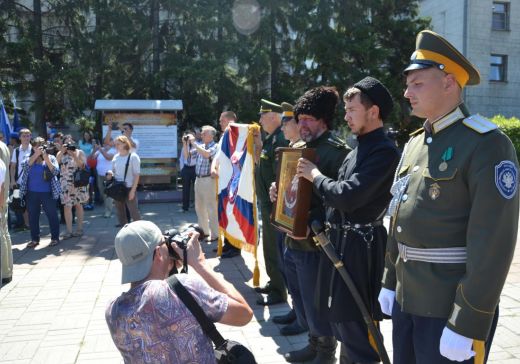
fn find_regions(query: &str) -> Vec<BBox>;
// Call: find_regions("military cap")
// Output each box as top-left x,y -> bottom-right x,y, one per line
404,30 -> 480,87
259,99 -> 282,114
281,102 -> 294,122
353,76 -> 394,121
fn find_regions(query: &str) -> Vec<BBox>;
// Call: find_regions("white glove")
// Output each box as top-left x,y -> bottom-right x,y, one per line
439,327 -> 475,362
378,288 -> 395,316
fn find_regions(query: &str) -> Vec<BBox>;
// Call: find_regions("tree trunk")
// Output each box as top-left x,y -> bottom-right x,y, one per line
151,0 -> 160,98
33,0 -> 46,136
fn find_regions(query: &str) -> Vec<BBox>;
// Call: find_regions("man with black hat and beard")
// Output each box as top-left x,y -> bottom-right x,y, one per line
272,86 -> 350,363
297,77 -> 400,363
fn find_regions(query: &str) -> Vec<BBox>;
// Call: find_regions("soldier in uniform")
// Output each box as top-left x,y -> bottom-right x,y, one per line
378,30 -> 519,363
273,87 -> 350,363
254,99 -> 289,306
297,78 -> 399,363
271,102 -> 308,336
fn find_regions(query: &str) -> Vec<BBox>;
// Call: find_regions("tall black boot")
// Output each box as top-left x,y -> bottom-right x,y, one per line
310,336 -> 337,364
284,335 -> 318,362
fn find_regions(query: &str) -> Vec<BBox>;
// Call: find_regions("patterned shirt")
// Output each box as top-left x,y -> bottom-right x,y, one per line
195,141 -> 217,177
19,155 -> 61,200
106,275 -> 228,364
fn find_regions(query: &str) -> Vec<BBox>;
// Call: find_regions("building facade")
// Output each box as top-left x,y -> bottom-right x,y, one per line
419,0 -> 520,118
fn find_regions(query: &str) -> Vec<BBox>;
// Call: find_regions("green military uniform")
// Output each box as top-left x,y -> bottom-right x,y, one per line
383,105 -> 519,340
383,31 -> 519,362
256,100 -> 289,302
0,141 -> 13,284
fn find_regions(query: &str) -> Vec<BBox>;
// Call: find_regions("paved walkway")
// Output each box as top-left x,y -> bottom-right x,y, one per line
0,202 -> 519,363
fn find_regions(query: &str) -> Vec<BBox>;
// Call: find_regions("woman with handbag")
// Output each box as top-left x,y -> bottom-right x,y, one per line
19,137 -> 61,248
57,138 -> 88,239
111,135 -> 141,226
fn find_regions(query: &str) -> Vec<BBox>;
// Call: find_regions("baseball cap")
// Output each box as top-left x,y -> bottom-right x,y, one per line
114,220 -> 164,284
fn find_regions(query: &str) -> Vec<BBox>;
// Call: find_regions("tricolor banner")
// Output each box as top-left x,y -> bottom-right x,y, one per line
216,123 -> 260,284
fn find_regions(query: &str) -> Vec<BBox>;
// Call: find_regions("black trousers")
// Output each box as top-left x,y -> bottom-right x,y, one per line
181,165 -> 196,211
392,301 -> 498,364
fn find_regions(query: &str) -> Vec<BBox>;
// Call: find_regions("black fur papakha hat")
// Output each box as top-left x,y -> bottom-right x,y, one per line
294,86 -> 339,129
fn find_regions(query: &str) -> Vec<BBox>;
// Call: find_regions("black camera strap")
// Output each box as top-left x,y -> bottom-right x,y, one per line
123,153 -> 131,183
166,275 -> 227,348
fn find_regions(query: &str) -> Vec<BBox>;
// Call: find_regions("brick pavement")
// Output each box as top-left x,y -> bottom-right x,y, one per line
0,202 -> 519,363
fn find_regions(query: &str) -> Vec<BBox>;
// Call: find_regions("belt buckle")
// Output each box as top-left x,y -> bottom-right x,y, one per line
400,244 -> 408,262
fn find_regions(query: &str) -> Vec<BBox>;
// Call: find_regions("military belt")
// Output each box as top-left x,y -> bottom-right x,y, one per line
328,220 -> 383,230
398,242 -> 467,264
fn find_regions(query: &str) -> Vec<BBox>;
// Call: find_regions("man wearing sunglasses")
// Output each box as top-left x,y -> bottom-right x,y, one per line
106,220 -> 253,363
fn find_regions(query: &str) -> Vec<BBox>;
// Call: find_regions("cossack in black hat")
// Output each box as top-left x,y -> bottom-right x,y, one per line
294,86 -> 339,129
353,77 -> 394,121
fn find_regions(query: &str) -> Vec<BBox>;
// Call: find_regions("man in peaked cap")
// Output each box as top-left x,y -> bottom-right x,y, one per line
296,78 -> 399,363
379,30 -> 519,363
269,101 -> 308,336
254,98 -> 289,306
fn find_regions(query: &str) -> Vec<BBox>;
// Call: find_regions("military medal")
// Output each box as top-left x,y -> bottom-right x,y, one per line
439,147 -> 453,172
429,183 -> 441,200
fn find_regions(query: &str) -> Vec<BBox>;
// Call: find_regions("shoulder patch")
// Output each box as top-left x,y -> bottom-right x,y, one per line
495,160 -> 518,199
409,128 -> 424,137
463,114 -> 498,134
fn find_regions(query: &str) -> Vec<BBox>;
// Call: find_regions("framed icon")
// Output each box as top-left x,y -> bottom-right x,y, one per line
271,147 -> 316,237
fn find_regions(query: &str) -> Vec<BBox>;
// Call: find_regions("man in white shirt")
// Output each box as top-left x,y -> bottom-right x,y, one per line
9,128 -> 31,230
94,139 -> 117,218
104,122 -> 139,154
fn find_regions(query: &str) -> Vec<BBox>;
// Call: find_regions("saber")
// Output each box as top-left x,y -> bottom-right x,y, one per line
311,220 -> 390,364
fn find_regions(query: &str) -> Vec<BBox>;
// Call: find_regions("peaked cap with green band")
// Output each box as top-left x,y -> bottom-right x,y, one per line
404,30 -> 480,87
259,99 -> 282,114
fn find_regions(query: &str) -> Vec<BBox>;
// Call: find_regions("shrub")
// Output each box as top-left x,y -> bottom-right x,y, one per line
491,115 -> 520,161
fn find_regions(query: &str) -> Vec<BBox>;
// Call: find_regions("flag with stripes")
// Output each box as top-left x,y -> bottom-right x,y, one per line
216,123 -> 259,252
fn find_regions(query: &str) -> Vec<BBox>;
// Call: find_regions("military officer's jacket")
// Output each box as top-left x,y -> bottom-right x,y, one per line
382,104 -> 519,340
255,126 -> 288,206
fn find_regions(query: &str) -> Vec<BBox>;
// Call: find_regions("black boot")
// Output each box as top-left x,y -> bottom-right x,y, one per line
310,336 -> 337,364
272,308 -> 297,324
284,335 -> 318,362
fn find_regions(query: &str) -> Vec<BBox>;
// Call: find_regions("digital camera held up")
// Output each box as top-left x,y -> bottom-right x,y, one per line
163,224 -> 205,275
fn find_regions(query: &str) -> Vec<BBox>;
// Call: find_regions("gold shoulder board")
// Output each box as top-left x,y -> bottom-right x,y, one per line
463,114 -> 498,134
409,128 -> 424,137
327,137 -> 347,149
292,140 -> 306,148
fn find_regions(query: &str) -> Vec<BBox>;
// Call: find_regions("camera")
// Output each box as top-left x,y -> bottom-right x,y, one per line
183,135 -> 190,142
40,142 -> 57,155
163,224 -> 204,275
64,143 -> 77,151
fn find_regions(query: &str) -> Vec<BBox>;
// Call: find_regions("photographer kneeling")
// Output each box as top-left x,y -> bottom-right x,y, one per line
106,220 -> 253,363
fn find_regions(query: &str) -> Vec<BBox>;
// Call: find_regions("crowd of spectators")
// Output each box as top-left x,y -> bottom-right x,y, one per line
5,124 -> 142,247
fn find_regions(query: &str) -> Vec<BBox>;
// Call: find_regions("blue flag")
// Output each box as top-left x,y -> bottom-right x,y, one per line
12,107 -> 20,132
0,102 -> 11,143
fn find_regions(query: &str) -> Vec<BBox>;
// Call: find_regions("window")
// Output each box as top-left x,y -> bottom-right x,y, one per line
492,2 -> 509,30
490,54 -> 507,82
